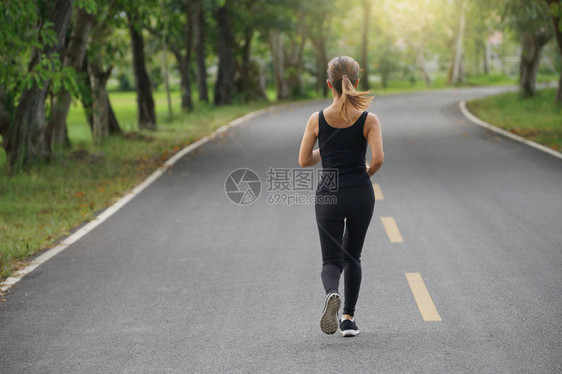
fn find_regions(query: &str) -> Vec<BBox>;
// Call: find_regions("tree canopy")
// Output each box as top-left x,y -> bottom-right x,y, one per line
1,0 -> 560,171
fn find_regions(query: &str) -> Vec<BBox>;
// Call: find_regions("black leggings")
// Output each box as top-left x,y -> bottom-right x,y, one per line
314,183 -> 375,316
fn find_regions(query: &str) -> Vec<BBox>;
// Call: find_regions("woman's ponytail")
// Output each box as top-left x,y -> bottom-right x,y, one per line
328,56 -> 374,122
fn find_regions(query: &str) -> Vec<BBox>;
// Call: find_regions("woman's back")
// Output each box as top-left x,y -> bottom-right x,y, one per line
317,109 -> 371,192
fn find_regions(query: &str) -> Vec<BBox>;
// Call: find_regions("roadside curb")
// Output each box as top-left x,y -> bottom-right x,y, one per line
459,99 -> 562,161
0,104 -> 276,294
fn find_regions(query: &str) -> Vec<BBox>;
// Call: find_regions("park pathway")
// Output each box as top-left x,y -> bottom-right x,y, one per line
1,86 -> 561,373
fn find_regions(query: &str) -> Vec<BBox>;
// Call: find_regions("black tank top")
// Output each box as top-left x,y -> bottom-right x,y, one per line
317,110 -> 372,192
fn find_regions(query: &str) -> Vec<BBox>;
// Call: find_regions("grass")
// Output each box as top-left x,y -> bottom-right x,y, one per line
369,73 -> 519,96
370,72 -> 559,96
0,89 -> 280,279
467,88 -> 562,151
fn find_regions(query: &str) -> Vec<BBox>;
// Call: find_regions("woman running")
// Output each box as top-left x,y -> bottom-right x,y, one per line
298,55 -> 384,337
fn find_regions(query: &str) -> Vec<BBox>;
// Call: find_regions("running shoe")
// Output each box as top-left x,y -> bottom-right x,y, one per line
340,318 -> 360,337
320,292 -> 341,334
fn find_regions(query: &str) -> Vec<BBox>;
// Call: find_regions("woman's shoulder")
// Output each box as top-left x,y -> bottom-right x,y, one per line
363,112 -> 381,137
364,112 -> 380,125
305,111 -> 321,136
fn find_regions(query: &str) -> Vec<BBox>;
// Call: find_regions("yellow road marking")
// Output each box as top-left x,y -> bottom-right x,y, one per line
405,273 -> 442,321
380,217 -> 404,243
372,183 -> 384,200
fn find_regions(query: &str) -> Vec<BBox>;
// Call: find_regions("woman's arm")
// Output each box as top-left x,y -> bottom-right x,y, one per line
364,113 -> 384,177
299,112 -> 321,167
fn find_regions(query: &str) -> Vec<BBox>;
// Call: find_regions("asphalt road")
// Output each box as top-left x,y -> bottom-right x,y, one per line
1,87 -> 561,373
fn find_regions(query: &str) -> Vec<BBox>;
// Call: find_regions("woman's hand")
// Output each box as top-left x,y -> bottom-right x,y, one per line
365,163 -> 372,177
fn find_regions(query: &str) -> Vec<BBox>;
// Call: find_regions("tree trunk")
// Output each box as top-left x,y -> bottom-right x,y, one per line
360,0 -> 371,90
179,0 -> 194,111
0,85 -> 12,154
49,6 -> 94,150
240,30 -> 253,93
269,31 -> 290,101
214,2 -> 235,106
172,48 -> 193,111
85,93 -> 121,135
8,0 -> 73,170
258,63 -> 267,99
162,43 -> 173,117
447,0 -> 466,84
317,41 -> 328,97
160,0 -> 173,117
285,10 -> 307,97
546,0 -> 562,103
484,41 -> 491,74
519,31 -> 551,97
127,11 -> 157,129
415,48 -> 432,86
106,94 -> 121,134
235,30 -> 265,101
80,55 -> 94,130
318,37 -> 329,97
192,0 -> 208,103
308,12 -> 331,97
88,62 -> 112,143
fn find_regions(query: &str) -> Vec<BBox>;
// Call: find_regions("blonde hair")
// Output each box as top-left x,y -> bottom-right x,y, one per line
327,56 -> 373,121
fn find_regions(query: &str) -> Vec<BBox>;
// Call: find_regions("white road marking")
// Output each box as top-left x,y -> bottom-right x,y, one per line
0,107 -> 271,293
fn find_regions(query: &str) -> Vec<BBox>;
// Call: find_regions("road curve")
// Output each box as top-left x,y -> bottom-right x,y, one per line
1,86 -> 561,373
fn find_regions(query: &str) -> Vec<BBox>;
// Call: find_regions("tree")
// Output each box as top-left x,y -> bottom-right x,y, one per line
166,0 -> 195,111
0,86 -> 10,154
520,29 -> 552,96
377,42 -> 401,89
447,0 -> 466,84
159,0 -> 173,117
500,0 -> 553,97
192,0 -> 209,103
214,0 -> 235,105
7,0 -> 74,170
49,5 -> 96,150
229,0 -> 273,101
269,30 -> 290,100
84,1 -> 124,143
82,57 -> 122,136
464,0 -> 498,75
307,0 -> 334,97
88,59 -> 113,142
360,0 -> 372,90
387,0 -> 437,87
149,0 -> 195,111
284,7 -> 307,97
545,0 -> 562,103
127,7 -> 157,129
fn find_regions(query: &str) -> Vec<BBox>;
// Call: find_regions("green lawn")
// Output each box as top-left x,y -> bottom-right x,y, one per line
371,72 -> 558,95
0,89 -> 276,279
467,88 -> 562,151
